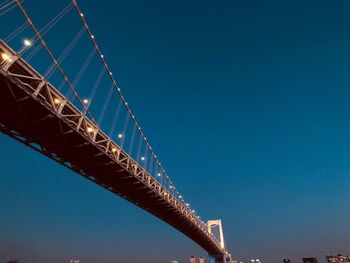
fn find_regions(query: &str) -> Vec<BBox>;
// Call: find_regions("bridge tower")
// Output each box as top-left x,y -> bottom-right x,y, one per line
207,220 -> 230,263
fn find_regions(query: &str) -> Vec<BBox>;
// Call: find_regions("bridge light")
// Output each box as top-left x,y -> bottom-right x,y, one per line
141,156 -> 145,161
157,173 -> 161,177
91,35 -> 95,39
179,195 -> 182,198
186,203 -> 189,206
80,13 -> 84,17
1,53 -> 12,62
24,39 -> 32,47
169,185 -> 173,189
118,133 -> 123,138
87,127 -> 94,133
83,99 -> 89,104
101,54 -> 104,58
53,98 -> 61,105
112,147 -> 117,153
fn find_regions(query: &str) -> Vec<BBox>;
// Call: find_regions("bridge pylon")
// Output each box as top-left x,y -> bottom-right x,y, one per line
207,220 -> 231,263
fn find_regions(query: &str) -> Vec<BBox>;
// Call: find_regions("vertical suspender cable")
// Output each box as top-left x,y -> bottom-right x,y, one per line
14,0 -> 95,123
109,98 -> 123,137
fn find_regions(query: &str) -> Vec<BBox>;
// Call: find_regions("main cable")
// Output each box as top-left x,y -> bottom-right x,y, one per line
71,0 -> 180,202
14,0 -> 95,123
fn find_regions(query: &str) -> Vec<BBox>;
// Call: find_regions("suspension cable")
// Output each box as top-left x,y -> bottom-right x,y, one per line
0,0 -> 15,12
42,27 -> 85,75
0,0 -> 23,17
4,22 -> 28,42
86,66 -> 105,112
71,0 -> 179,200
97,80 -> 114,124
0,0 -> 13,10
14,0 -> 95,123
109,98 -> 123,137
21,2 -> 74,57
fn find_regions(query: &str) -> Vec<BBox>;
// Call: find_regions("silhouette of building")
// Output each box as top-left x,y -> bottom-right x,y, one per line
303,258 -> 318,263
326,255 -> 350,263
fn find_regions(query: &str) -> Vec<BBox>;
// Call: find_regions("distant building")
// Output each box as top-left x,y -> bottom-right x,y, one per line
199,257 -> 205,263
303,258 -> 318,263
170,260 -> 178,263
190,256 -> 197,263
70,260 -> 80,263
326,255 -> 350,263
282,259 -> 292,263
251,259 -> 261,263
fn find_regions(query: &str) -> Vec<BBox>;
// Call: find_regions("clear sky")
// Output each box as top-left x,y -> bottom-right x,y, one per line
1,0 -> 350,263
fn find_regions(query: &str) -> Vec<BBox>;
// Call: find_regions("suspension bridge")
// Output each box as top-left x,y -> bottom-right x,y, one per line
0,1 -> 232,262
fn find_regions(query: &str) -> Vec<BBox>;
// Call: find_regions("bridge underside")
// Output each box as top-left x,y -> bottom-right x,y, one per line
0,41 -> 225,256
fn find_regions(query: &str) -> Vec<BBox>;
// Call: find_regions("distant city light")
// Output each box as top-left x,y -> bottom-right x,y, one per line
23,39 -> 31,46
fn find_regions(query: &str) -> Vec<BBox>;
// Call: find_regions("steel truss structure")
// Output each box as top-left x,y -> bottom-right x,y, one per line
0,40 -> 231,261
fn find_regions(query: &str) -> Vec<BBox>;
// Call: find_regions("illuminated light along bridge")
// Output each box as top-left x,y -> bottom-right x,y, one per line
0,1 -> 232,262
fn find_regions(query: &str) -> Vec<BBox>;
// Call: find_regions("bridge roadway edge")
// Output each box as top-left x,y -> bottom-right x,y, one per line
0,40 -> 227,258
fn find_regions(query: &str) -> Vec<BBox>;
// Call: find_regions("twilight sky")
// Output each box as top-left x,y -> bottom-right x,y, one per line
1,0 -> 350,263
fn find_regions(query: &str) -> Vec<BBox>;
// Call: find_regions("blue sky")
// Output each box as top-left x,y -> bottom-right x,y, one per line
1,0 -> 350,262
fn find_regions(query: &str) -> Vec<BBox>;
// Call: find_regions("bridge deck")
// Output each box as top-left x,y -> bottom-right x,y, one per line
0,40 -> 225,257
